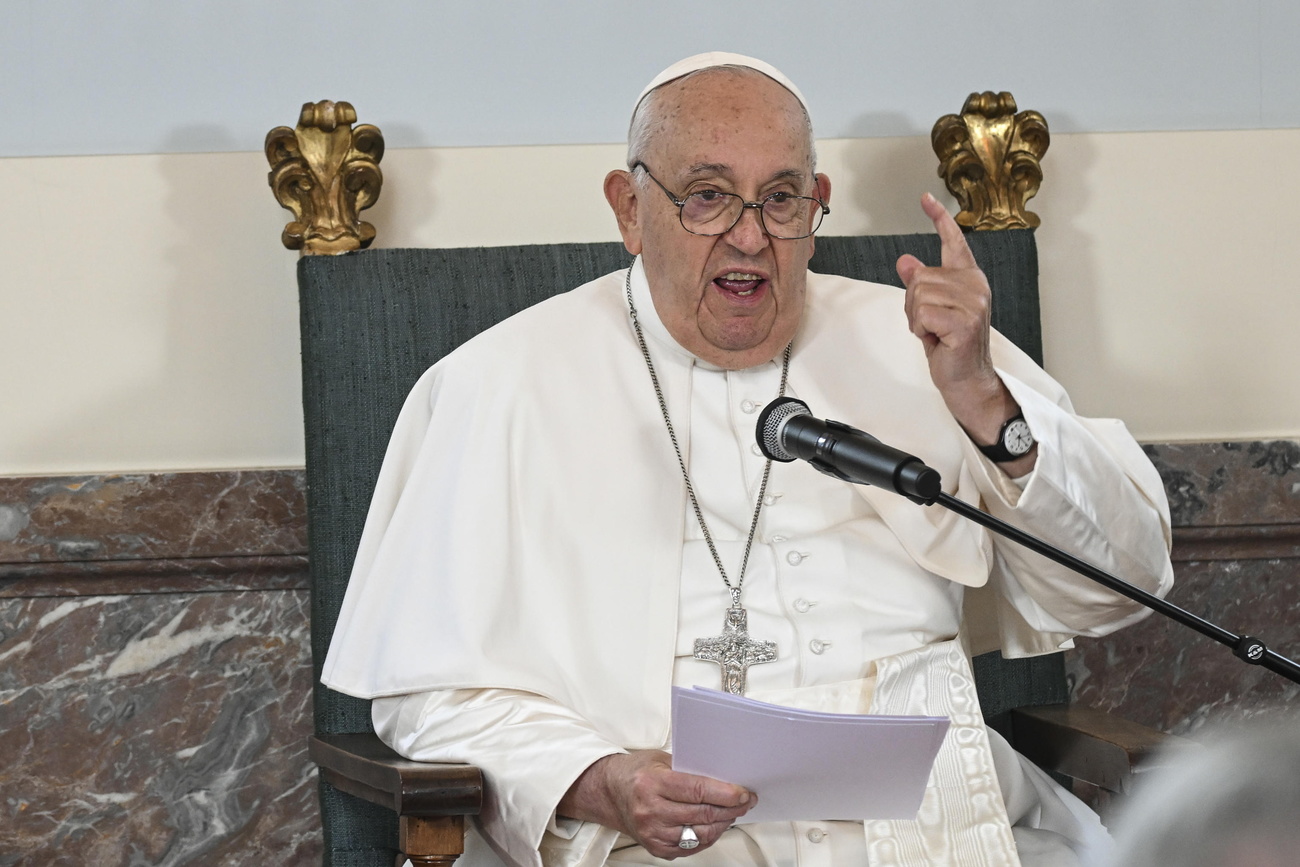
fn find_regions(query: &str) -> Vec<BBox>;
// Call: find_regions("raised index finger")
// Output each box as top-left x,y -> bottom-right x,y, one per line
921,192 -> 977,270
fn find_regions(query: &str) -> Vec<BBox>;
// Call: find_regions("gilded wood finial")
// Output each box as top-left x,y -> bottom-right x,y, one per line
932,92 -> 1049,231
266,100 -> 385,255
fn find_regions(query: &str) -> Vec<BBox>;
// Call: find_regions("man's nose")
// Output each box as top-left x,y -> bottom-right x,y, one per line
724,204 -> 771,254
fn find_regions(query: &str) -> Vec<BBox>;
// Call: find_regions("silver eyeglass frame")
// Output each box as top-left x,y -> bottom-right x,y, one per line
633,162 -> 829,240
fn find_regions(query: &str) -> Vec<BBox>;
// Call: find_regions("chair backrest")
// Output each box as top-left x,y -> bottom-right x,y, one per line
811,231 -> 1063,735
298,230 -> 1060,863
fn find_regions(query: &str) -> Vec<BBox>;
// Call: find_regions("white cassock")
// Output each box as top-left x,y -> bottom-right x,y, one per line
325,259 -> 1174,867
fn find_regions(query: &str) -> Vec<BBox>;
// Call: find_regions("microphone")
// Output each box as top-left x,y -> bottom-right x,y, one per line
758,402 -> 1300,688
756,397 -> 942,504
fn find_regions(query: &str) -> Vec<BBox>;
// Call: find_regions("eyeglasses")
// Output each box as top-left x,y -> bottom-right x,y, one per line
634,162 -> 829,240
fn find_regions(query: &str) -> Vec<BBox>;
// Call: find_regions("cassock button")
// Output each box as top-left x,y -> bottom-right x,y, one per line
793,598 -> 812,613
786,551 -> 805,566
809,639 -> 829,654
751,444 -> 764,456
763,493 -> 780,506
771,535 -> 787,543
741,399 -> 758,413
807,828 -> 826,843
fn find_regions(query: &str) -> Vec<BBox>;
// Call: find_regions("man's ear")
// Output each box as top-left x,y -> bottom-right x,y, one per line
809,173 -> 832,257
814,172 -> 832,207
604,170 -> 643,255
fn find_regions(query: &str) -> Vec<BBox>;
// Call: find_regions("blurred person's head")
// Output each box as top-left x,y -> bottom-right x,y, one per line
1107,721 -> 1300,867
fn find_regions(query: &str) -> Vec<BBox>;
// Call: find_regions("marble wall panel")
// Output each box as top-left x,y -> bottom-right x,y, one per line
1068,441 -> 1300,735
0,471 -> 321,866
2,443 -> 1296,863
0,589 -> 322,866
0,471 -> 307,598
1150,441 -> 1300,528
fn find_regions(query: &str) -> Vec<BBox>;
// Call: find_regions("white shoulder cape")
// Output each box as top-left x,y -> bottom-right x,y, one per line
322,265 -> 1165,748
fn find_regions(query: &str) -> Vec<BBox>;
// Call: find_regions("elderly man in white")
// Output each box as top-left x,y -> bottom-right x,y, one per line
323,53 -> 1174,867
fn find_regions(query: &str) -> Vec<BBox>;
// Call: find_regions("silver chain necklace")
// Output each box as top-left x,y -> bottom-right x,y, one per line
625,262 -> 789,694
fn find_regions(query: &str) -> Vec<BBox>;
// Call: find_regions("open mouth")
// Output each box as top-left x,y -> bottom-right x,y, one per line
714,271 -> 767,298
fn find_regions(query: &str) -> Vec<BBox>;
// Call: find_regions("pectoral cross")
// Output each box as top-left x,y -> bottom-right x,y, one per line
693,596 -> 777,695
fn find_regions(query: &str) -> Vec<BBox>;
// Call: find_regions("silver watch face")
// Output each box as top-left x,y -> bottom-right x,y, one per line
1004,418 -> 1035,456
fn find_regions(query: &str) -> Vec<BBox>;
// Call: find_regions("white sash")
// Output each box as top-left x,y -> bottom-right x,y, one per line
862,641 -> 1020,866
748,640 -> 1021,866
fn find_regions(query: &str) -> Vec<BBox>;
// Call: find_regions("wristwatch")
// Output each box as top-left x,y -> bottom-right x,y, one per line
978,414 -> 1035,463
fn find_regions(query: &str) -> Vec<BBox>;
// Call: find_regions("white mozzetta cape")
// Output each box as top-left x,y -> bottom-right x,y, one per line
323,264 -> 1173,751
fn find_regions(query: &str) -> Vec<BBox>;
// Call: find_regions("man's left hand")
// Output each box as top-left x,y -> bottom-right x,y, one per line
896,193 -> 1035,475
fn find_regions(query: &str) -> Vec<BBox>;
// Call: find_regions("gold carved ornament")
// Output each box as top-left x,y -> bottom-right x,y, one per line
266,101 -> 385,255
932,92 -> 1049,231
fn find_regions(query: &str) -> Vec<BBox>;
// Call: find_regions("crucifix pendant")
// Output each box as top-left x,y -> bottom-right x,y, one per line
693,601 -> 777,695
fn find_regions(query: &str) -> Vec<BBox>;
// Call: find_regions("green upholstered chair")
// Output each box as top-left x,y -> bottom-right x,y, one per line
296,232 -> 1166,866
271,87 -> 1168,867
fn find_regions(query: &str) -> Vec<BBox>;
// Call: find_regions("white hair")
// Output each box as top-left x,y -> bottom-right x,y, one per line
1107,721 -> 1300,867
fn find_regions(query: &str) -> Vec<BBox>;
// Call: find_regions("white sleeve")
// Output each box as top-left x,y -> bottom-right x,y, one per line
960,369 -> 1175,658
372,689 -> 626,867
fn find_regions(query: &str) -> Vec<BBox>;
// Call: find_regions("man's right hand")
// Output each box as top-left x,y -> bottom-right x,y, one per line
557,749 -> 757,859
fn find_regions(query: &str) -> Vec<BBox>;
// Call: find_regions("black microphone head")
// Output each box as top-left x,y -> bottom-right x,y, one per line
756,397 -> 812,462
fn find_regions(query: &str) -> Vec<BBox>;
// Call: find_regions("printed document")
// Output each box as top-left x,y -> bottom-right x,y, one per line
671,686 -> 949,823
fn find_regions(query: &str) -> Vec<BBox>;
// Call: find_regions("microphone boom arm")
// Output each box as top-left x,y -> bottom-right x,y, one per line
757,395 -> 1300,685
932,491 -> 1300,686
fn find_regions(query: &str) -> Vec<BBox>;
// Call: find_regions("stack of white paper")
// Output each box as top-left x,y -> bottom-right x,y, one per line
671,686 -> 949,823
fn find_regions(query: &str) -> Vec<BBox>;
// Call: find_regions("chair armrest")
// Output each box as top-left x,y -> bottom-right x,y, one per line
1010,704 -> 1182,794
309,732 -> 484,817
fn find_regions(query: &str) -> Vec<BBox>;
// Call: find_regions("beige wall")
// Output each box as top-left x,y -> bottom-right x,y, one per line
3,128 -> 1296,476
